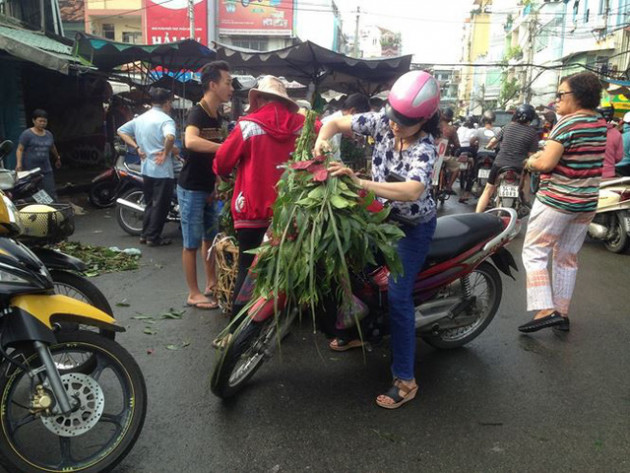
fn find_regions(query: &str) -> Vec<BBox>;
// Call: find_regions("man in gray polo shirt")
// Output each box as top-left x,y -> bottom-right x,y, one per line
118,87 -> 176,246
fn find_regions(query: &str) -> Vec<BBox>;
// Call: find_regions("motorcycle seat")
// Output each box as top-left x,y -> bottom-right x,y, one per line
425,213 -> 504,266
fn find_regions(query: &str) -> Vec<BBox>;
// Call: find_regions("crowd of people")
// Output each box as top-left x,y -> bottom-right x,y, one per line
17,63 -> 627,410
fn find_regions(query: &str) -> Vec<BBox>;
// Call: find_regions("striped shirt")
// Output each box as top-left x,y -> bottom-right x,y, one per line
537,113 -> 606,213
494,122 -> 539,168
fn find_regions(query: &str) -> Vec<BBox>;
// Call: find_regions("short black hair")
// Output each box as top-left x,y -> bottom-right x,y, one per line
32,109 -> 48,120
201,61 -> 231,92
149,87 -> 172,105
562,72 -> 602,111
343,93 -> 370,113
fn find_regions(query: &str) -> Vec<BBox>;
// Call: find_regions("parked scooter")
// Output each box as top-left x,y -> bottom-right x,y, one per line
89,143 -> 142,208
114,169 -> 180,236
0,141 -> 52,204
211,208 -> 520,399
0,191 -> 147,473
587,176 -> 630,253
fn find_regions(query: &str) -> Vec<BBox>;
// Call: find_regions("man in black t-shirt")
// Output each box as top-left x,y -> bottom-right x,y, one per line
177,61 -> 233,309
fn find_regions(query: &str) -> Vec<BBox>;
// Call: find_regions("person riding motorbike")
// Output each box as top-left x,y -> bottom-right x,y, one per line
438,107 -> 461,195
456,116 -> 479,203
315,70 -> 440,409
475,104 -> 539,213
597,104 -> 624,178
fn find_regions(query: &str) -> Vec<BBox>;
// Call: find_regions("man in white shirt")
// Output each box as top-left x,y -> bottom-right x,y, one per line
321,93 -> 370,161
118,87 -> 176,246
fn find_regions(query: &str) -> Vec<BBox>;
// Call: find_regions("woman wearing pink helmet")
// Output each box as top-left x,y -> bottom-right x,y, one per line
314,70 -> 441,409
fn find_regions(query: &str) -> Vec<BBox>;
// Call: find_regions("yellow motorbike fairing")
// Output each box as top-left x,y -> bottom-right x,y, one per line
10,294 -> 125,332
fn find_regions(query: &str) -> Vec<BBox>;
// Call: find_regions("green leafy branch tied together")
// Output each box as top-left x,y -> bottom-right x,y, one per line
249,110 -> 405,328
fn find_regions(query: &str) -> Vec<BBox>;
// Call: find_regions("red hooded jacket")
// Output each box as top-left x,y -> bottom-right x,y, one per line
213,102 -> 306,229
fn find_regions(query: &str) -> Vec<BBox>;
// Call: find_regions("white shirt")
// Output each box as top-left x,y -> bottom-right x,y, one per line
457,126 -> 476,148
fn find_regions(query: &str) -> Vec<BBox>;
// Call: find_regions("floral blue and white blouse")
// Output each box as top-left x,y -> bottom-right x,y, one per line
351,110 -> 437,223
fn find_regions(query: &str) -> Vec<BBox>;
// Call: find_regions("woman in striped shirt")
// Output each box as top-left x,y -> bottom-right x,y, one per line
518,72 -> 607,333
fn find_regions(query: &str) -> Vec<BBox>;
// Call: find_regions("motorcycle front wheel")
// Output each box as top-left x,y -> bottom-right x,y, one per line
0,331 -> 147,473
421,262 -> 502,349
211,311 -> 295,399
604,213 -> 629,253
211,319 -> 275,399
115,189 -> 144,236
51,269 -> 116,341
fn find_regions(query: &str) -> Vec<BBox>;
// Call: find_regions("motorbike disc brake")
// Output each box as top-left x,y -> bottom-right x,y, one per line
41,372 -> 105,437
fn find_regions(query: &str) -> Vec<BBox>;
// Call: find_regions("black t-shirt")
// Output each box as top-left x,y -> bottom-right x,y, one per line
178,104 -> 226,191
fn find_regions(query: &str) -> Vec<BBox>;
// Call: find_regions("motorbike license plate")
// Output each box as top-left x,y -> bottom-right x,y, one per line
624,216 -> 630,232
478,169 -> 491,179
498,185 -> 519,198
32,189 -> 54,204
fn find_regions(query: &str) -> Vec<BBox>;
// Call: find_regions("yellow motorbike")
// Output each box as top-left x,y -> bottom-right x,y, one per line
0,193 -> 146,472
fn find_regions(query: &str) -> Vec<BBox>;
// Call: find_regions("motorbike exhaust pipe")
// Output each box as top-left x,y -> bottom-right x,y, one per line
116,198 -> 145,213
588,222 -> 608,239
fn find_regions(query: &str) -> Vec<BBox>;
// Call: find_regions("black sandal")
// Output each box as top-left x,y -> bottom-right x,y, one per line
328,338 -> 364,352
376,380 -> 418,409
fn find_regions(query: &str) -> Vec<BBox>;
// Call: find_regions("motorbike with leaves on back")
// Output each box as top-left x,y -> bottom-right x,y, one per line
211,206 -> 520,399
0,192 -> 147,473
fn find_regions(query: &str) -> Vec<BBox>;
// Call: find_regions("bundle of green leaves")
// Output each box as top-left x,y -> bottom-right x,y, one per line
249,111 -> 404,327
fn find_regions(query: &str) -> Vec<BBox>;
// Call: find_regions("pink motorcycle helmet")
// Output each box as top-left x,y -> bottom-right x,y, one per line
386,71 -> 441,126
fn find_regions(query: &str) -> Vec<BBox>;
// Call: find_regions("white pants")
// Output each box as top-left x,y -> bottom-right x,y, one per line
522,200 -> 594,314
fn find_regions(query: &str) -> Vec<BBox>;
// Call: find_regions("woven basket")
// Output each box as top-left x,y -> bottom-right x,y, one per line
210,233 -> 239,314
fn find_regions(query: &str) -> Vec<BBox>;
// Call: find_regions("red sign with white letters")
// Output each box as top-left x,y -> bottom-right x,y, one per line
145,0 -> 207,45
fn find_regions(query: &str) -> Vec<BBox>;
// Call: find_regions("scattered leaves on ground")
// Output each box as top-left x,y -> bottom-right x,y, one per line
165,341 -> 191,351
55,241 -> 140,275
161,308 -> 185,319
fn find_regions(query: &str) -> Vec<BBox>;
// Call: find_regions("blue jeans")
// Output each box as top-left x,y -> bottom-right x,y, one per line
388,216 -> 437,381
177,185 -> 218,250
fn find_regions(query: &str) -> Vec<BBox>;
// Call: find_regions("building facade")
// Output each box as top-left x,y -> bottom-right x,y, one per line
84,0 -> 142,43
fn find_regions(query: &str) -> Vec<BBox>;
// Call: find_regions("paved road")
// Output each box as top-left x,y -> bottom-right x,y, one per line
3,198 -> 629,473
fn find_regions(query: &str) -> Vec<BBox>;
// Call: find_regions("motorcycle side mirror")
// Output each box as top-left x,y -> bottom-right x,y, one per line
0,141 -> 13,161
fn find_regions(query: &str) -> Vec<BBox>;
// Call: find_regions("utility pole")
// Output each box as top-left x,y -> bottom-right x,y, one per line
188,0 -> 195,40
524,7 -> 538,103
353,6 -> 360,58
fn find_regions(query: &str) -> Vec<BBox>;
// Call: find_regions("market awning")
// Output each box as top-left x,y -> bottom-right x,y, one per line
73,33 -> 216,72
214,41 -> 412,95
0,24 -> 75,74
602,78 -> 630,97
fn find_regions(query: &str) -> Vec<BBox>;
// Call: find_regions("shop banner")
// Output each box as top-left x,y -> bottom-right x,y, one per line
218,0 -> 293,36
145,0 -> 207,45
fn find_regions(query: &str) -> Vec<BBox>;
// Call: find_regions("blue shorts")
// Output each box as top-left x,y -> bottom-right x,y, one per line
177,185 -> 218,250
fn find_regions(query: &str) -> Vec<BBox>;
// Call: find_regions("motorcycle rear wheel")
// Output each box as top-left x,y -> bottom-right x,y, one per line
604,213 -> 629,253
421,262 -> 501,349
0,331 -> 147,473
115,189 -> 144,236
88,180 -> 117,209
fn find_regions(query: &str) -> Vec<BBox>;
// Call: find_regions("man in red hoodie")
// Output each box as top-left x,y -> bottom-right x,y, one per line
213,75 -> 305,321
